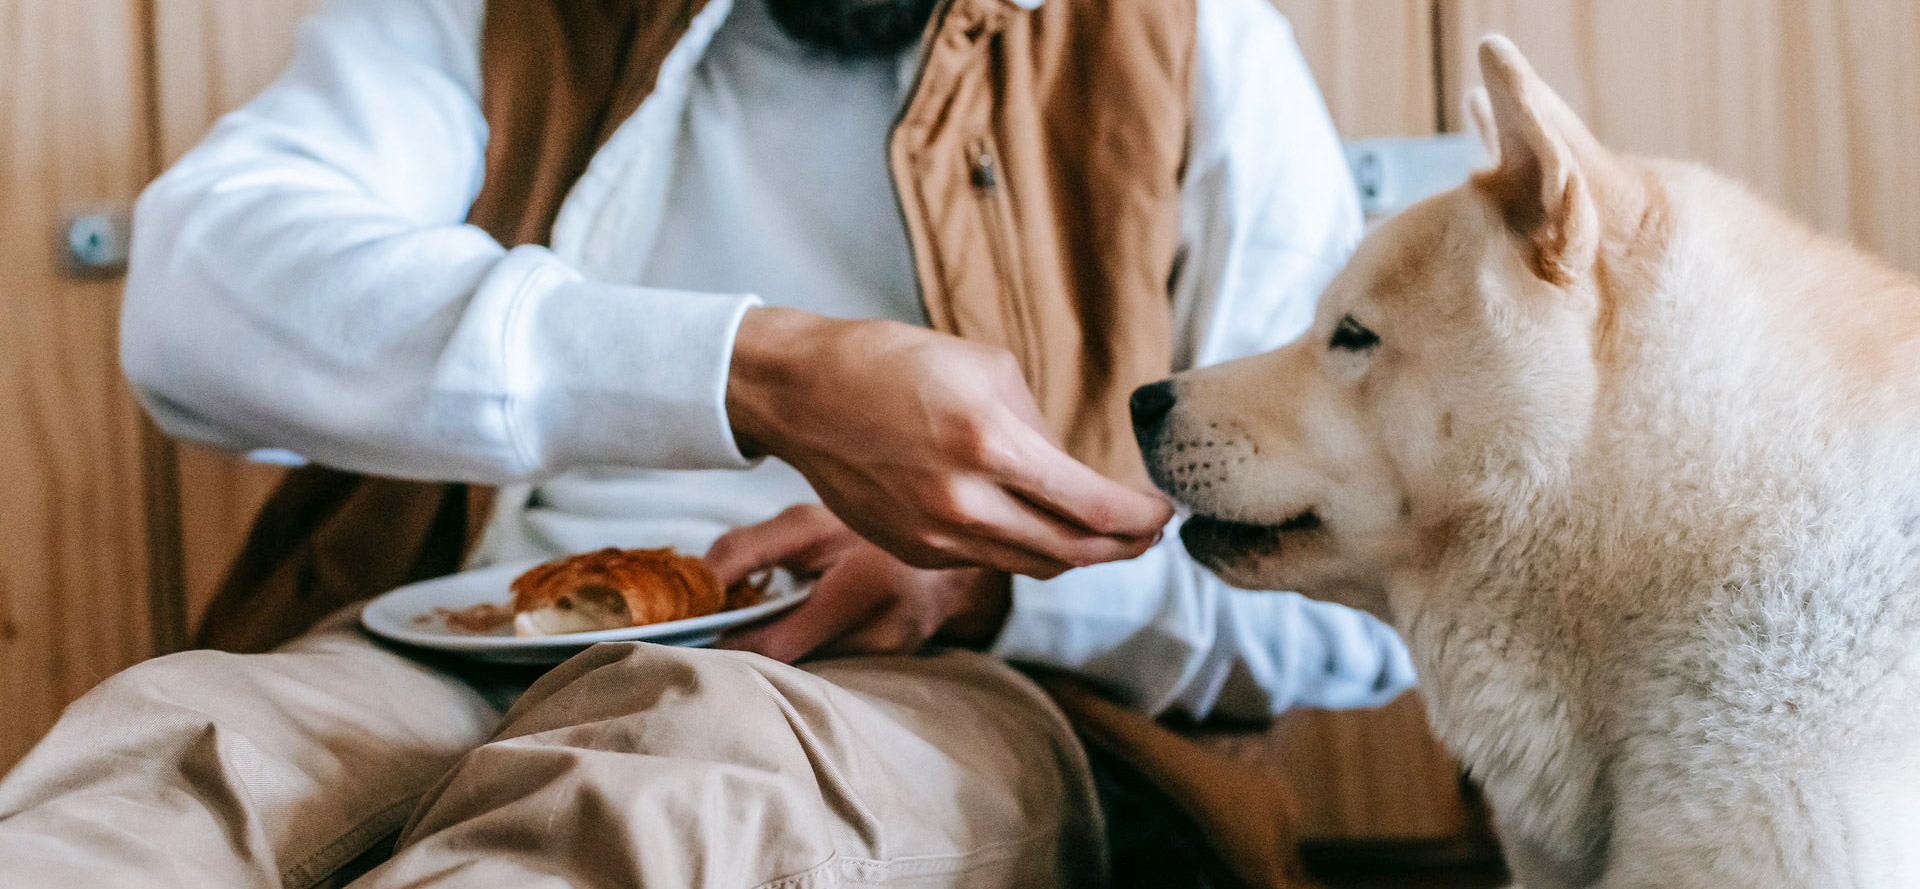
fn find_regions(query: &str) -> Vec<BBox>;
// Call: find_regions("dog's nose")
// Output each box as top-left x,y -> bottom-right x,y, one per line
1130,380 -> 1176,440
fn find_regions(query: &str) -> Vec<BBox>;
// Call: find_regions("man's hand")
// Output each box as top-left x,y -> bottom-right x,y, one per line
706,505 -> 1012,663
727,306 -> 1171,579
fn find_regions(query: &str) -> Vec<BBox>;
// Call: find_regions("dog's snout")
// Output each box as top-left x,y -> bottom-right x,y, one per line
1130,380 -> 1177,442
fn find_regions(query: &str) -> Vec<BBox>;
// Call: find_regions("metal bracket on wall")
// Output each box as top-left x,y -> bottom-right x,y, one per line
61,205 -> 133,278
1344,134 -> 1488,220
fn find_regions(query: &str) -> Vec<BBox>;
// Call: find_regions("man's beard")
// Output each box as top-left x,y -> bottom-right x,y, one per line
765,0 -> 942,59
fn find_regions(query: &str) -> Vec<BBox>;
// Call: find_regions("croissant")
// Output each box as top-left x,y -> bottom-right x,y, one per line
510,547 -> 726,637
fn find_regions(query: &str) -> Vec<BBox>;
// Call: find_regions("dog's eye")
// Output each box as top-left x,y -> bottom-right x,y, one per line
1330,315 -> 1379,351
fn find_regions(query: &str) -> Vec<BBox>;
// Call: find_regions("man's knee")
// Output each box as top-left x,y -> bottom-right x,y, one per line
497,643 -> 835,753
7,639 -> 495,806
21,649 -> 264,763
0,650 -> 263,822
389,645 -> 1099,886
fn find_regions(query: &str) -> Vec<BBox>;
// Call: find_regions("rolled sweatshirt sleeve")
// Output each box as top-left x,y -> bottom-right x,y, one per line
992,0 -> 1414,721
121,0 -> 756,482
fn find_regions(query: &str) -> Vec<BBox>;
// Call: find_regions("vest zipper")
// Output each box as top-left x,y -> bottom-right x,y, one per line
969,137 -> 1046,392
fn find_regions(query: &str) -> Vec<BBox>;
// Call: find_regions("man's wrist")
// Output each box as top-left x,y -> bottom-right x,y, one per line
939,569 -> 1013,648
725,306 -> 813,458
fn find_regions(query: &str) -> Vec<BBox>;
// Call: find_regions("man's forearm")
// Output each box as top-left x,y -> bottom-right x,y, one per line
124,0 -> 765,482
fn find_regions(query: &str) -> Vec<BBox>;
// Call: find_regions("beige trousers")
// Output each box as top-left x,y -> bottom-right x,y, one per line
0,615 -> 1104,888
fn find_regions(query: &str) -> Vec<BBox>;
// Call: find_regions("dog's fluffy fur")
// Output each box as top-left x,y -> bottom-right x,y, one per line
1139,36 -> 1920,888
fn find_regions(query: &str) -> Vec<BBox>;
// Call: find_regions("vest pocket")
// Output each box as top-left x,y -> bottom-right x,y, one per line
967,136 -> 1046,394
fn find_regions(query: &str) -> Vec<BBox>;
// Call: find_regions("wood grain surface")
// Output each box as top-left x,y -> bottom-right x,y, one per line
151,0 -> 326,166
1274,0 -> 1441,138
1440,0 -> 1920,275
1200,694 -> 1472,842
0,0 -> 157,770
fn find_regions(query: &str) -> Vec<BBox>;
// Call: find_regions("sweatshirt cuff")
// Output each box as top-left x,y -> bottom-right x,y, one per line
990,573 -> 1089,669
493,248 -> 760,473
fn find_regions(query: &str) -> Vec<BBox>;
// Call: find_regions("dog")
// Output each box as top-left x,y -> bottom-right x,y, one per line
1131,35 -> 1920,889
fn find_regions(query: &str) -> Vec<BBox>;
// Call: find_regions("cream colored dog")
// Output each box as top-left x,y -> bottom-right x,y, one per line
1131,36 -> 1920,888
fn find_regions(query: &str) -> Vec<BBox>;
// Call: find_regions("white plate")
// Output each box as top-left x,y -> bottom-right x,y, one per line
360,558 -> 810,664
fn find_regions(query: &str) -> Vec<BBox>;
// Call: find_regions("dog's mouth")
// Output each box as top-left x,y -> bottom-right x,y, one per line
1180,508 -> 1322,554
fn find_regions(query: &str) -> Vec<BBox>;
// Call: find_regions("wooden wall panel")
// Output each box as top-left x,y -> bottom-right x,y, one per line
152,0 -> 325,165
150,0 -> 322,634
1439,0 -> 1920,276
0,0 -> 156,771
1203,694 -> 1470,842
1273,0 -> 1440,138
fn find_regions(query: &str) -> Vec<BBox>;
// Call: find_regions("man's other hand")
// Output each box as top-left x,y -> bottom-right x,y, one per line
706,505 -> 1012,662
726,306 -> 1171,579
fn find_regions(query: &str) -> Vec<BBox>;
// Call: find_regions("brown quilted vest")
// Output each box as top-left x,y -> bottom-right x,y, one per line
197,0 -> 1195,652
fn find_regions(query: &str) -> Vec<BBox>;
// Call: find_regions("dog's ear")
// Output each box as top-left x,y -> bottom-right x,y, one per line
1474,35 -> 1602,286
1465,88 -> 1497,164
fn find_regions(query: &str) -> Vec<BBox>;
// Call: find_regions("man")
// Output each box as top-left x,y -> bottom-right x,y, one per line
0,0 -> 1414,886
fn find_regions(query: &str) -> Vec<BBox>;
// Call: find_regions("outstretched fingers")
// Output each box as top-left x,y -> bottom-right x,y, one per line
997,427 -> 1171,546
